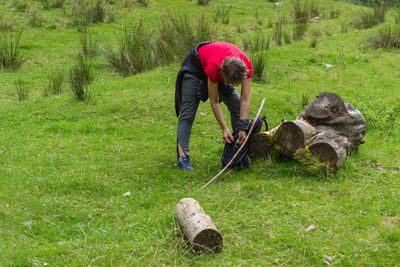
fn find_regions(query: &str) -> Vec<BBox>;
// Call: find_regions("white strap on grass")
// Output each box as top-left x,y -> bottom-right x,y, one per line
201,98 -> 266,189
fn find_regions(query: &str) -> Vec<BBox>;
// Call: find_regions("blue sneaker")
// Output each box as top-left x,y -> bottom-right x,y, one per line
178,155 -> 194,171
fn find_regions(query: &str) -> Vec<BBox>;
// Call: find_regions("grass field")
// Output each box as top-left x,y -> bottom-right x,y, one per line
0,0 -> 399,265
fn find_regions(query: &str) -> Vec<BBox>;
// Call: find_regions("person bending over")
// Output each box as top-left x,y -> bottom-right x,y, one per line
175,42 -> 253,171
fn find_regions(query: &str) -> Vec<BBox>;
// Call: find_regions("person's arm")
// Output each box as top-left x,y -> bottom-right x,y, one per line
237,78 -> 251,144
208,78 -> 234,144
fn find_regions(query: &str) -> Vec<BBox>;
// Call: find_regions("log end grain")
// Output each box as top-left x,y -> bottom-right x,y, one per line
192,228 -> 223,253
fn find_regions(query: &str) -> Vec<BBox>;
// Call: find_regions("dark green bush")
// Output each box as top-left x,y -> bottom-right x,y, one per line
250,51 -> 267,81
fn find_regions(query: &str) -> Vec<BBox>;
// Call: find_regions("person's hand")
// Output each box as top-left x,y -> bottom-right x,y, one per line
222,128 -> 234,143
237,130 -> 247,144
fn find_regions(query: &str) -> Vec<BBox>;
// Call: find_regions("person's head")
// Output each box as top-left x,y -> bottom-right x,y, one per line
220,57 -> 248,85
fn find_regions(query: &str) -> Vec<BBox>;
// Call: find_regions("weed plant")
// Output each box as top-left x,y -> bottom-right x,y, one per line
14,79 -> 29,101
44,68 -> 64,96
68,54 -> 94,101
0,31 -> 24,70
395,9 -> 400,24
368,23 -> 400,48
103,22 -> 155,76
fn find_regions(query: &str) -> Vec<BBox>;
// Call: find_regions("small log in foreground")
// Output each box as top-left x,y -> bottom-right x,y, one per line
249,92 -> 366,170
174,198 -> 223,253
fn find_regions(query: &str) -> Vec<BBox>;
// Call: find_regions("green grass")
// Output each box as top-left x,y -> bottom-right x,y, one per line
0,0 -> 400,265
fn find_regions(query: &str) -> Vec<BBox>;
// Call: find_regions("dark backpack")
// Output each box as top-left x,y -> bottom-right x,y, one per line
221,116 -> 268,170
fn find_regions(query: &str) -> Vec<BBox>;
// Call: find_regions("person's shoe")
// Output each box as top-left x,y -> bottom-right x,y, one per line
178,155 -> 194,171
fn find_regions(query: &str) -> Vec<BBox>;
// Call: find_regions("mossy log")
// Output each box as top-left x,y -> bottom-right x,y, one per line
249,92 -> 366,170
174,198 -> 223,253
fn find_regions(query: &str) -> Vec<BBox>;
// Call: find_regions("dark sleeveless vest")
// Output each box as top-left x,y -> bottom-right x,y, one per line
175,42 -> 236,117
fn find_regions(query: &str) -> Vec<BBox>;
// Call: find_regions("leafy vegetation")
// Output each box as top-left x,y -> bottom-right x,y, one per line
68,54 -> 95,101
0,0 -> 399,265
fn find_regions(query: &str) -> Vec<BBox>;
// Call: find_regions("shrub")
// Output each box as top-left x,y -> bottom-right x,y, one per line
14,79 -> 29,101
44,68 -> 64,96
69,54 -> 95,101
368,24 -> 400,48
102,22 -> 156,76
158,12 -> 217,62
0,31 -> 25,70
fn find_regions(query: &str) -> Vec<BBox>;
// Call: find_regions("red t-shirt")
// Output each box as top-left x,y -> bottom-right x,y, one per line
198,42 -> 253,83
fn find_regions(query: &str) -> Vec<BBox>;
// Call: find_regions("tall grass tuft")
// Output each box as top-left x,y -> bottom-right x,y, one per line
395,9 -> 400,24
28,8 -> 44,27
215,6 -> 231,25
14,79 -> 29,101
137,0 -> 149,7
0,13 -> 13,32
354,1 -> 387,29
69,54 -> 95,101
68,0 -> 107,26
158,12 -> 217,62
0,31 -> 25,70
103,22 -> 155,76
197,0 -> 210,6
251,52 -> 267,81
368,24 -> 400,48
44,68 -> 64,96
79,26 -> 97,57
290,0 -> 319,40
243,31 -> 270,52
86,0 -> 106,24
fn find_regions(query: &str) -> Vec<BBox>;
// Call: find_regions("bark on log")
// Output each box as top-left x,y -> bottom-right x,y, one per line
249,92 -> 366,170
174,198 -> 223,253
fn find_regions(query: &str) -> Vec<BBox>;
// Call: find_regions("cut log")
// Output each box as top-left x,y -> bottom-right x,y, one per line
249,92 -> 366,170
174,198 -> 222,253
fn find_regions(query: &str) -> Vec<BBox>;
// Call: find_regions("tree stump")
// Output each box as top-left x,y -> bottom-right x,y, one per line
174,198 -> 223,253
249,92 -> 366,170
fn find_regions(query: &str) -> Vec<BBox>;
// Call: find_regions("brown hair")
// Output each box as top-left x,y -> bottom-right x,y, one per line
220,57 -> 248,85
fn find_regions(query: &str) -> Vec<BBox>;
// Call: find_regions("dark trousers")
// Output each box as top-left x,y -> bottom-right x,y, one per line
177,73 -> 241,156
